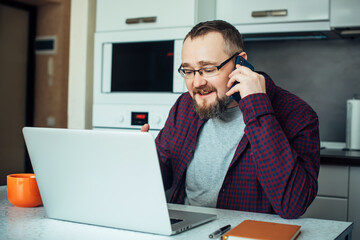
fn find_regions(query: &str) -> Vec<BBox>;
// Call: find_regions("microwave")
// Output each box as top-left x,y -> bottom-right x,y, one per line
93,28 -> 190,131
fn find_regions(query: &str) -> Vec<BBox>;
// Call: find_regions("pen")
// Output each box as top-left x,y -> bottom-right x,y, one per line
209,224 -> 231,239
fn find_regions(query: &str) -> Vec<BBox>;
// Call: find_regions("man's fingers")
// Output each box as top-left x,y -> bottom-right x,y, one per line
141,123 -> 150,132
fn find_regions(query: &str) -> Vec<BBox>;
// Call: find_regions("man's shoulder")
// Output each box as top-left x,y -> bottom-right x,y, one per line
261,72 -> 318,127
267,83 -> 319,141
178,92 -> 193,104
170,92 -> 198,119
274,85 -> 316,116
173,92 -> 194,110
261,72 -> 315,116
271,86 -> 319,142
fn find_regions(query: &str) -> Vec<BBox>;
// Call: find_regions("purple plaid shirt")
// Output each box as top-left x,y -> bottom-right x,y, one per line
155,72 -> 320,219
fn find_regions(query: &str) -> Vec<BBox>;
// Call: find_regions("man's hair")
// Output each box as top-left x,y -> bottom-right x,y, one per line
184,20 -> 245,56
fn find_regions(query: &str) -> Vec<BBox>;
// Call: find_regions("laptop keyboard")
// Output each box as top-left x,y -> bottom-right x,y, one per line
170,218 -> 184,224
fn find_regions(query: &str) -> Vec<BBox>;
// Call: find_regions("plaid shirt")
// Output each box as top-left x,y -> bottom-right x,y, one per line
155,72 -> 320,219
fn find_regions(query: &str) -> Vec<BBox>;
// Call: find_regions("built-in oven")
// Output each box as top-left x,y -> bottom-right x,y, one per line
93,27 -> 190,134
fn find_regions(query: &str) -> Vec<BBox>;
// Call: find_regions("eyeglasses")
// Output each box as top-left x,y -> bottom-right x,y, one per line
178,52 -> 239,79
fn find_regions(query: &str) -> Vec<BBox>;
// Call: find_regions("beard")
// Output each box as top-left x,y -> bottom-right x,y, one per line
192,88 -> 233,119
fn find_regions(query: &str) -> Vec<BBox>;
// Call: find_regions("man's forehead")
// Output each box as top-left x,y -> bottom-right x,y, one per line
181,36 -> 228,67
183,32 -> 224,45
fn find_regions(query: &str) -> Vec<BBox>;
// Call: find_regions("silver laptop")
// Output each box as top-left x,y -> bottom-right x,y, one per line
22,127 -> 216,235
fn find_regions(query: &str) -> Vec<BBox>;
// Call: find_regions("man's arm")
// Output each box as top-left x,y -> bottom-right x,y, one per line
240,93 -> 320,219
142,121 -> 173,190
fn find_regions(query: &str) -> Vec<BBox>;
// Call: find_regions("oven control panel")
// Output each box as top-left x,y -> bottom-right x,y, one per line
131,112 -> 148,126
93,104 -> 172,130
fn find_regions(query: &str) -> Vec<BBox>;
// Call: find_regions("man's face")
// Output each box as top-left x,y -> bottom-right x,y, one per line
181,32 -> 237,118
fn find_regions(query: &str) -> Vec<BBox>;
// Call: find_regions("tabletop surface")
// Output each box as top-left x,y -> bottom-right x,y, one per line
0,186 -> 353,240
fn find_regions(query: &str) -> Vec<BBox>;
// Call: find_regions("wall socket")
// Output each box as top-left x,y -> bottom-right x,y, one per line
47,116 -> 56,126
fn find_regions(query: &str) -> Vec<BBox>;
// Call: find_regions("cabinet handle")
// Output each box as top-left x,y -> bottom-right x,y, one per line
252,9 -> 288,18
270,9 -> 287,17
142,16 -> 157,23
126,18 -> 141,24
252,11 -> 267,17
126,16 -> 157,24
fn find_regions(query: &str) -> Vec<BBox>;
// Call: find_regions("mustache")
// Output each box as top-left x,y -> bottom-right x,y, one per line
193,86 -> 217,95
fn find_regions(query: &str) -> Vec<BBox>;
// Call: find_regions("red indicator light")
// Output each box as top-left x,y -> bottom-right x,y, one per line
136,114 -> 146,119
167,52 -> 174,57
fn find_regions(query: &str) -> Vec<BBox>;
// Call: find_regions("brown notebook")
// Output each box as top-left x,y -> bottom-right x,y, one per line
222,220 -> 301,240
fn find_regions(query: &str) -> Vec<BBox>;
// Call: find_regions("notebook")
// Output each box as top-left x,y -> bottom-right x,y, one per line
222,220 -> 301,240
22,127 -> 216,235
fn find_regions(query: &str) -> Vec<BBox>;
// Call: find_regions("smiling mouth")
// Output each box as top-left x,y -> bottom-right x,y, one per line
197,89 -> 215,96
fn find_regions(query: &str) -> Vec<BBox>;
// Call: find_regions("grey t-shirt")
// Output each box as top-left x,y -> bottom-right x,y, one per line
184,106 -> 245,207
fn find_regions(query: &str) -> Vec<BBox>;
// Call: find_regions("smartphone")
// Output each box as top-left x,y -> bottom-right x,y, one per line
230,56 -> 255,102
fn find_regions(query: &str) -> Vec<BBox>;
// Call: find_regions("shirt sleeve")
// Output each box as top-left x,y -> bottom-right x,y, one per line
240,93 -> 320,219
155,93 -> 193,190
155,108 -> 175,191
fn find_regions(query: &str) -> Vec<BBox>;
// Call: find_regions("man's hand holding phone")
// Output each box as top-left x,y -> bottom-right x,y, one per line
226,63 -> 266,100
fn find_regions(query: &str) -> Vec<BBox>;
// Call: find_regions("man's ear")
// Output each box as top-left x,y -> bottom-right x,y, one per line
239,52 -> 248,60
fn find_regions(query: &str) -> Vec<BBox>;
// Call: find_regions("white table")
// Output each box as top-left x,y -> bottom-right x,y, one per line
0,186 -> 353,240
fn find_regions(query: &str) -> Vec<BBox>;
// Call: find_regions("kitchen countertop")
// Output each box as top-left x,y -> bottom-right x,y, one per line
321,148 -> 360,166
0,186 -> 354,240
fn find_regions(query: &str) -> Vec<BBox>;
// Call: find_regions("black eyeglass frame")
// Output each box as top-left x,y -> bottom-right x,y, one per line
177,52 -> 240,78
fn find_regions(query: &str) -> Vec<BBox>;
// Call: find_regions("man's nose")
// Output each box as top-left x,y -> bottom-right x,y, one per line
193,71 -> 207,88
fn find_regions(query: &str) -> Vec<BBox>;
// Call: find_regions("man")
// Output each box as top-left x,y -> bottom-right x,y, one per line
142,20 -> 320,219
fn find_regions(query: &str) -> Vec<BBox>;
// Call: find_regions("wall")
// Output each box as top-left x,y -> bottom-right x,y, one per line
0,4 -> 28,185
67,0 -> 96,129
33,0 -> 70,128
0,0 -> 70,184
245,37 -> 360,142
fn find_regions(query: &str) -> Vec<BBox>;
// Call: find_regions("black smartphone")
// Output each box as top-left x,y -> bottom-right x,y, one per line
230,56 -> 255,102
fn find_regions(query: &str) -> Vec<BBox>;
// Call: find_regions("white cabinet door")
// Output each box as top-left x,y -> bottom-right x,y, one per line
96,0 -> 196,32
216,0 -> 329,25
303,196 -> 348,221
303,164 -> 349,221
348,167 -> 360,240
317,165 -> 349,197
331,0 -> 360,28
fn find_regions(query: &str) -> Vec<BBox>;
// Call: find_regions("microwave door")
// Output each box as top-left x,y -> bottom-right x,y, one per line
103,41 -> 174,93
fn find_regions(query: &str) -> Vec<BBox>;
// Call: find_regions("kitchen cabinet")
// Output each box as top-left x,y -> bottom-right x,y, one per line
96,0 -> 215,32
303,149 -> 360,240
348,166 -> 360,240
330,0 -> 360,28
303,165 -> 349,221
317,164 -> 348,198
216,0 -> 329,25
305,196 -> 348,221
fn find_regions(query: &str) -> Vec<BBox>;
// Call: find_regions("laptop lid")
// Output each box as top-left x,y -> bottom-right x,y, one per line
22,127 -> 216,235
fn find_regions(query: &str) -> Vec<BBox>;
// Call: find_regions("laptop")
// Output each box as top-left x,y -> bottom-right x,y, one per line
22,127 -> 216,235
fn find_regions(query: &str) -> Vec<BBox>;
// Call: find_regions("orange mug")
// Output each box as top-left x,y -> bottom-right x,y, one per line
7,173 -> 43,207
